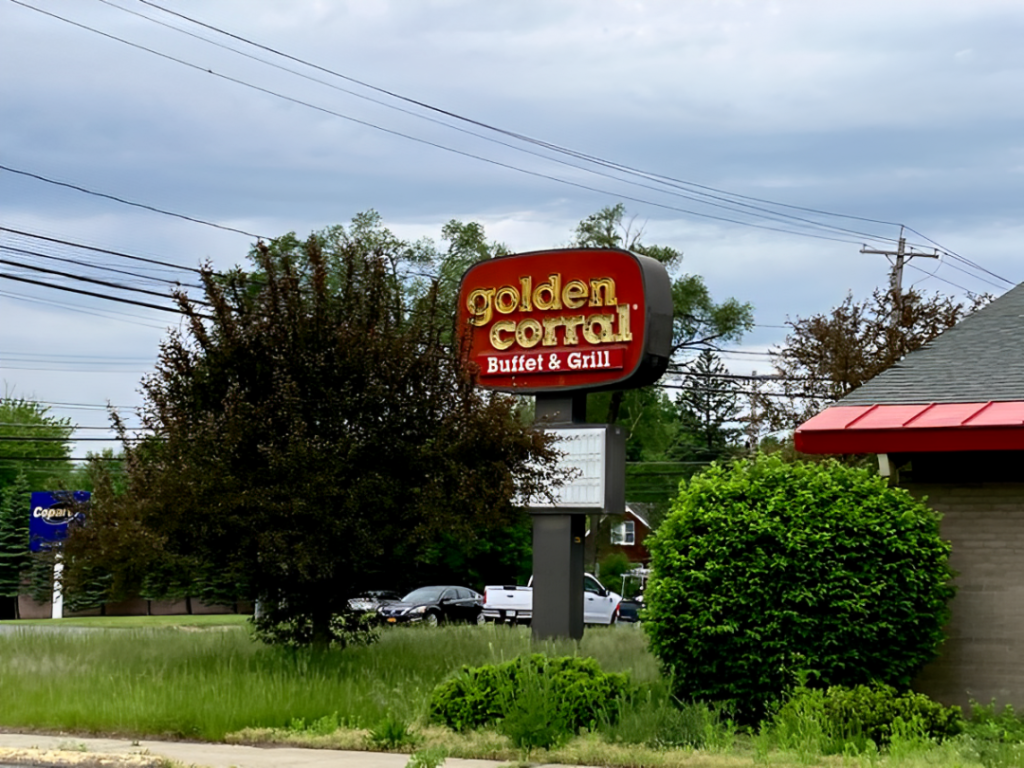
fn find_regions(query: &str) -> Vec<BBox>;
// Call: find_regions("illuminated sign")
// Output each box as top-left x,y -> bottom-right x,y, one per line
457,248 -> 672,392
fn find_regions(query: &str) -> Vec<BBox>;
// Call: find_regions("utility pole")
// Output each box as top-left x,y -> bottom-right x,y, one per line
860,226 -> 939,325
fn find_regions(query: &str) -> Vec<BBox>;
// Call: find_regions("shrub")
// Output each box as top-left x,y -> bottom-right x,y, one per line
964,702 -> 1024,744
771,684 -> 962,754
428,654 -> 629,733
643,454 -> 955,721
601,682 -> 734,750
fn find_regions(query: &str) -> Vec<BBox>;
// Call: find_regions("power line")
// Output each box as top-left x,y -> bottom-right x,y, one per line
85,0 -> 918,250
0,288 -> 174,330
0,272 -> 198,315
4,2 -> 927,251
0,243 -> 205,290
0,226 -> 204,275
128,1 -> 927,241
0,256 -> 209,306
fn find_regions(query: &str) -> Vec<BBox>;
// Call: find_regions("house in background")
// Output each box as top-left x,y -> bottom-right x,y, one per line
585,505 -> 653,575
795,282 -> 1024,711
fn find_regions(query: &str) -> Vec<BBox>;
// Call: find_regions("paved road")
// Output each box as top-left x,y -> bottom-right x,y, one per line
0,733 -> 517,768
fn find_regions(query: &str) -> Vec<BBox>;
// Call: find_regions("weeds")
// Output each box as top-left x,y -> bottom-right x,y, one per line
367,713 -> 418,750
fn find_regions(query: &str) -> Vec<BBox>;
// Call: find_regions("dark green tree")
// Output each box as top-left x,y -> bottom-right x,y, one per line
0,471 -> 31,619
669,349 -> 743,461
644,454 -> 955,722
66,227 -> 560,645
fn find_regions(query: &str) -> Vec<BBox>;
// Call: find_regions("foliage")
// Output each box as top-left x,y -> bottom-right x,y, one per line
769,684 -> 962,755
761,287 -> 989,429
428,654 -> 630,734
405,747 -> 447,768
65,216 -> 561,646
597,552 -> 633,588
406,515 -> 531,593
669,349 -> 744,461
367,713 -> 418,750
496,663 -> 573,757
571,204 -> 753,426
0,395 -> 74,493
643,453 -> 955,722
0,471 -> 30,618
964,702 -> 1024,744
601,682 -> 734,750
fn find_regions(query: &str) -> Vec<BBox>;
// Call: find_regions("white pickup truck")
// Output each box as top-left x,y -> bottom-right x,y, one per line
482,573 -> 622,625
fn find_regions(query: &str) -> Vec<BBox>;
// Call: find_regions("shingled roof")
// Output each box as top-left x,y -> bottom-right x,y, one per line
795,283 -> 1024,454
839,282 -> 1024,406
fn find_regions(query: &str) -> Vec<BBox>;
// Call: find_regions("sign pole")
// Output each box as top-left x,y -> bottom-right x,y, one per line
51,551 -> 64,620
532,393 -> 587,641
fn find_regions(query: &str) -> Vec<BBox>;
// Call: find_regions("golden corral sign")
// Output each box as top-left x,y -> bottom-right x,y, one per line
457,248 -> 672,393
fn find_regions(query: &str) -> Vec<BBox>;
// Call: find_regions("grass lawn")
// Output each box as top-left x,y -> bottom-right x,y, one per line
0,622 -> 1018,768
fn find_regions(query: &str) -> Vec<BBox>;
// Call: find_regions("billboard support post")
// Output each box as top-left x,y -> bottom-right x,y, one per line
51,554 -> 64,620
532,393 -> 587,641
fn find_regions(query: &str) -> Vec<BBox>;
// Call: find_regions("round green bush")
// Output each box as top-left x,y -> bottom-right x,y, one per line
428,653 -> 630,733
643,454 -> 954,720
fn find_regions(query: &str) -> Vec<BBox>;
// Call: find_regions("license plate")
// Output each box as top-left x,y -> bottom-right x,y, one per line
507,611 -> 516,618
387,617 -> 397,623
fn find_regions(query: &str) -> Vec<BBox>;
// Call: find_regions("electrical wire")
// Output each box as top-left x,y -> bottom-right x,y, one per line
0,164 -> 267,240
3,2 -> 926,251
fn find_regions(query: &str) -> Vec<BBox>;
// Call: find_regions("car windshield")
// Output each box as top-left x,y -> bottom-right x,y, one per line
401,587 -> 446,603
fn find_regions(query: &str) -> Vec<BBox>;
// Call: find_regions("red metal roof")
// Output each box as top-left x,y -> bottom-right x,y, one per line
795,401 -> 1024,454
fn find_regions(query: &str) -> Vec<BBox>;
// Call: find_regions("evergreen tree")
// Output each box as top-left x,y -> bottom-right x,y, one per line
0,472 -> 31,619
670,350 -> 743,461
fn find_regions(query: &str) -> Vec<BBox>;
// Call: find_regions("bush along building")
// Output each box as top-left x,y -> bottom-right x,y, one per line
795,282 -> 1024,711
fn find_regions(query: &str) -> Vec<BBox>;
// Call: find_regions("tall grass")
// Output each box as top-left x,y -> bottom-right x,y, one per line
0,622 -> 652,741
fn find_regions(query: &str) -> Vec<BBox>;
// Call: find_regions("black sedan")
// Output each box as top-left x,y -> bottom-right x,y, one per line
377,585 -> 485,626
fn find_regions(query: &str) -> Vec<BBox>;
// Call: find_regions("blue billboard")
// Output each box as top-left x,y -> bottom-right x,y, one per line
29,491 -> 89,552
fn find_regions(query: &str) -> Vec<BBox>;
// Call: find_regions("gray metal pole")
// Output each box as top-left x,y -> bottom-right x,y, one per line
532,392 -> 587,641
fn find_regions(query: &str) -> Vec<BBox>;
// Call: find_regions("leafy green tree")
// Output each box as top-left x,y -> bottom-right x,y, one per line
571,204 -> 753,434
669,350 -> 743,462
0,471 -> 31,619
66,226 -> 560,645
0,396 -> 74,493
644,454 -> 954,722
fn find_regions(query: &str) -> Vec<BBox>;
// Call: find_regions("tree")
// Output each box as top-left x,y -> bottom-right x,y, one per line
669,350 -> 743,462
0,396 -> 74,493
643,454 -> 955,722
0,471 -> 31,619
571,204 -> 753,425
66,223 -> 560,645
762,287 -> 989,430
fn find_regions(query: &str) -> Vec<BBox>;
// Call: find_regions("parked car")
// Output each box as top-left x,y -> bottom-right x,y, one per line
616,598 -> 642,624
347,589 -> 401,613
481,573 -> 621,625
377,585 -> 485,626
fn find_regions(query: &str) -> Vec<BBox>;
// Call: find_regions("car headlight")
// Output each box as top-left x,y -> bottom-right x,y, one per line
408,605 -> 427,615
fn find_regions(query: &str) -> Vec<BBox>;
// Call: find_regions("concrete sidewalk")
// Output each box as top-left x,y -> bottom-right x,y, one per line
0,733 -> 513,768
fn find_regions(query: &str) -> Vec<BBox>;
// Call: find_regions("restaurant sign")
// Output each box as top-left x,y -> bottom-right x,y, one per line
457,248 -> 672,393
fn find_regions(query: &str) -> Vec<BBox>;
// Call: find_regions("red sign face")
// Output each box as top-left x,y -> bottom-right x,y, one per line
457,248 -> 671,393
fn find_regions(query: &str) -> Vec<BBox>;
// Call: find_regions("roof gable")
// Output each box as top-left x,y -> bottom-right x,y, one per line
839,283 -> 1024,406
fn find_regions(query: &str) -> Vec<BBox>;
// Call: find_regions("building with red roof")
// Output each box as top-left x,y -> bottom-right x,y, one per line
795,284 -> 1024,710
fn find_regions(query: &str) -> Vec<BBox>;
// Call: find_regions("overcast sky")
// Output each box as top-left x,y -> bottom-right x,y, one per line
2,0 -> 1022,456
